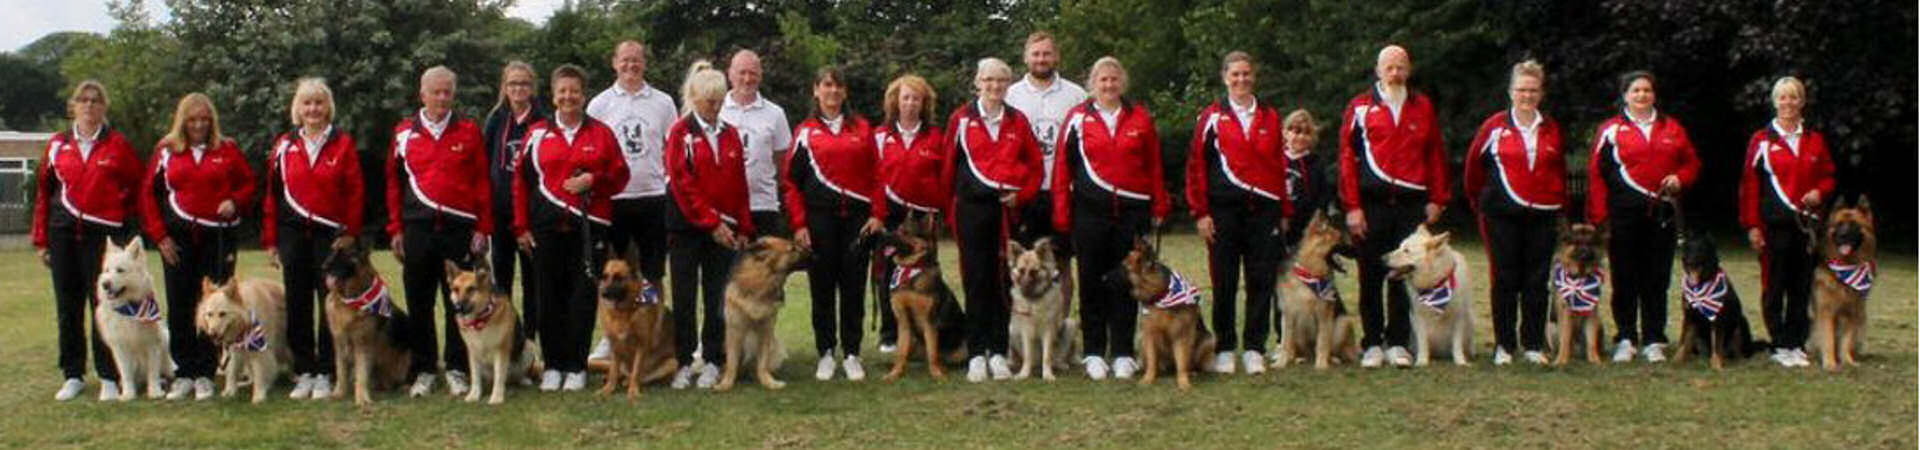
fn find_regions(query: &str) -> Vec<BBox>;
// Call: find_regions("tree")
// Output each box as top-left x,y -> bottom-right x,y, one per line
60,0 -> 181,148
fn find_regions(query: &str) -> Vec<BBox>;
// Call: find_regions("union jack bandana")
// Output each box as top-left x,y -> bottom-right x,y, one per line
237,311 -> 268,352
1551,264 -> 1602,316
458,299 -> 497,331
891,265 -> 924,290
1415,269 -> 1458,311
1683,271 -> 1730,322
1293,265 -> 1339,302
1151,267 -> 1203,310
1826,259 -> 1875,298
112,294 -> 163,323
342,278 -> 394,318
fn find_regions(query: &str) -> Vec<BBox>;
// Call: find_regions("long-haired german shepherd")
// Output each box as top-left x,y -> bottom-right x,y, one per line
323,238 -> 413,405
1812,197 -> 1877,371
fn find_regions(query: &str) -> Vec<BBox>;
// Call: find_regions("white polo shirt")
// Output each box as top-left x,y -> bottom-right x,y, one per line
587,81 -> 678,199
1006,73 -> 1087,191
719,91 -> 792,212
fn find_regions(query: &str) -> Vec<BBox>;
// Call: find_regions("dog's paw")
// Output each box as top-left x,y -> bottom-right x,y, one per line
764,379 -> 786,390
465,392 -> 482,403
251,394 -> 266,404
713,382 -> 734,392
489,394 -> 505,405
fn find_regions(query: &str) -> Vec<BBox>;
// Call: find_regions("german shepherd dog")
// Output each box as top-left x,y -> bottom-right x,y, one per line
715,237 -> 808,392
1384,225 -> 1474,367
1550,223 -> 1607,366
1112,238 -> 1216,389
593,257 -> 677,398
879,220 -> 968,382
444,260 -> 540,404
94,237 -> 172,401
196,277 -> 288,403
1673,232 -> 1761,370
1275,214 -> 1361,370
1812,197 -> 1876,371
1008,237 -> 1081,381
322,238 -> 413,405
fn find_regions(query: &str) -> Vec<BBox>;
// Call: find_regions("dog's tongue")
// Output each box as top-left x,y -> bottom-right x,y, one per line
1839,244 -> 1854,256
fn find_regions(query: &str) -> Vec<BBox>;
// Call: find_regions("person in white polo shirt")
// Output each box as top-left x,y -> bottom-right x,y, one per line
585,40 -> 677,364
720,49 -> 794,237
1005,30 -> 1086,305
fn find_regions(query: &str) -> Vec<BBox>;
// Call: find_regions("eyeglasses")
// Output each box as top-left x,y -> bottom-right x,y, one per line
73,96 -> 104,105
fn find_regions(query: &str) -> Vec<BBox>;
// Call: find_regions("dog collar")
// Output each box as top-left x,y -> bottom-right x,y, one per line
237,310 -> 269,352
1150,267 -> 1202,310
1415,268 -> 1457,311
342,278 -> 395,318
112,294 -> 163,323
1683,271 -> 1730,322
1551,264 -> 1603,316
459,299 -> 497,331
1826,259 -> 1875,298
1292,265 -> 1339,302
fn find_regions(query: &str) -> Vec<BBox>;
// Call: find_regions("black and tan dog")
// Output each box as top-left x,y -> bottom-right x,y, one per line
593,258 -> 677,398
1673,232 -> 1761,370
879,220 -> 968,382
1812,197 -> 1877,371
715,237 -> 808,392
1550,223 -> 1607,366
322,238 -> 414,405
1275,214 -> 1361,370
444,260 -> 541,404
1112,238 -> 1216,389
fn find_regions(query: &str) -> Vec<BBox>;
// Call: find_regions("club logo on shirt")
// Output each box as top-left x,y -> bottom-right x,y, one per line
451,143 -> 465,153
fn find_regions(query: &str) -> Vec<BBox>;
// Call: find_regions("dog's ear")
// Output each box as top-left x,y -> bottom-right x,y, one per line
1007,240 -> 1027,259
222,279 -> 241,300
1428,231 -> 1451,249
202,277 -> 219,296
1856,195 -> 1872,215
443,259 -> 465,286
1034,237 -> 1054,260
126,236 -> 146,260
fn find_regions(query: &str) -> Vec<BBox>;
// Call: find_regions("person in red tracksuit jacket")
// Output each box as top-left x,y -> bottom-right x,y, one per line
35,81 -> 144,401
1585,70 -> 1700,364
264,77 -> 365,400
941,57 -> 1043,383
1463,61 -> 1565,366
513,65 -> 629,391
873,74 -> 947,352
1186,52 -> 1289,376
386,66 -> 492,396
141,93 -> 256,399
1738,76 -> 1834,368
1339,45 -> 1449,368
662,61 -> 755,389
1057,57 -> 1168,381
783,66 -> 886,381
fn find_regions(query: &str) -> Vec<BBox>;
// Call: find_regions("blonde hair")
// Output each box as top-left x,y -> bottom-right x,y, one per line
975,57 -> 1013,83
884,74 -> 938,126
1087,56 -> 1128,88
1772,76 -> 1805,99
1283,108 -> 1319,136
1511,59 -> 1545,85
162,93 -> 223,150
289,77 -> 335,126
491,61 -> 537,118
1221,51 -> 1254,73
680,60 -> 727,118
1025,30 -> 1055,46
68,80 -> 109,108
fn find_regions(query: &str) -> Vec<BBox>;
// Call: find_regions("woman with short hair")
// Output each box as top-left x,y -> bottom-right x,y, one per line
942,57 -> 1043,383
1738,76 -> 1834,368
1586,70 -> 1700,363
1464,60 -> 1566,366
263,77 -> 364,400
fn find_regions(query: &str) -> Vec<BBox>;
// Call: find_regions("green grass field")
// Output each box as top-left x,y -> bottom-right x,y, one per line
0,234 -> 1913,448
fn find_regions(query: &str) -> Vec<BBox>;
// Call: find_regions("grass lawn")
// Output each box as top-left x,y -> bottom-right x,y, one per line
0,234 -> 1913,448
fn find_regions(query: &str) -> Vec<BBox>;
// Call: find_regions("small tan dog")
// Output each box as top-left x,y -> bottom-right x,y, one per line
715,237 -> 807,392
94,237 -> 172,401
1113,238 -> 1216,390
322,238 -> 414,405
1007,238 -> 1080,381
593,258 -> 677,398
1550,223 -> 1607,366
1811,198 -> 1876,371
1384,225 -> 1474,367
1274,215 -> 1361,370
445,260 -> 541,404
196,277 -> 288,403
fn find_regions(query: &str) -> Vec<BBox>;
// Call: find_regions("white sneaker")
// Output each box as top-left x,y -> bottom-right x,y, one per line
1523,351 -> 1549,365
1386,346 -> 1413,367
670,365 -> 694,390
1360,346 -> 1385,368
193,378 -> 215,401
1770,349 -> 1795,367
1493,348 -> 1513,366
98,380 -> 120,401
409,374 -> 435,397
54,378 -> 85,401
588,338 -> 612,360
288,374 -> 314,399
167,377 -> 194,400
815,355 -> 838,381
695,363 -> 720,389
988,354 -> 1013,380
561,372 -> 587,391
1642,343 -> 1667,363
1241,351 -> 1266,375
1790,349 -> 1812,367
539,369 -> 562,391
842,355 -> 866,381
309,375 -> 333,399
446,370 -> 470,397
1611,340 -> 1637,363
1111,357 -> 1139,379
1082,356 -> 1109,380
965,356 -> 988,383
878,343 -> 897,354
1212,351 -> 1236,374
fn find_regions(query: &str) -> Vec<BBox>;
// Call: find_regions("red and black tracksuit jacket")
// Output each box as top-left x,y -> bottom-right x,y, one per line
876,123 -> 949,214
1186,100 -> 1288,219
512,118 -> 630,235
941,102 -> 1043,357
141,139 -> 255,239
386,114 -> 493,237
1056,99 -> 1167,357
664,117 -> 754,236
1463,110 -> 1566,353
784,115 -> 883,357
1584,112 -> 1698,346
1738,123 -> 1834,350
1338,89 -> 1448,211
33,128 -> 144,247
1463,110 -> 1566,214
1185,99 -> 1288,352
263,129 -> 365,244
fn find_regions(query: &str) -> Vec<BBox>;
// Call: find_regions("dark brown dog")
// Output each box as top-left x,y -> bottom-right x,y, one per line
1672,232 -> 1760,370
1812,197 -> 1876,371
715,237 -> 808,392
593,258 -> 677,398
879,220 -> 968,382
1111,238 -> 1215,390
322,238 -> 413,406
1551,223 -> 1607,366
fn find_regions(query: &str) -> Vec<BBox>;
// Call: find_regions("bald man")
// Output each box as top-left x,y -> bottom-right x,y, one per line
1337,45 -> 1449,368
719,49 -> 793,238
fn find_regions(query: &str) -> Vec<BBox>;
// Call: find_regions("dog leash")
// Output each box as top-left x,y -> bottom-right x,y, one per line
575,169 -> 598,283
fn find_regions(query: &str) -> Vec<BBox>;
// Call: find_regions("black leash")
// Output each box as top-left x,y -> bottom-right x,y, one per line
575,169 -> 597,283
